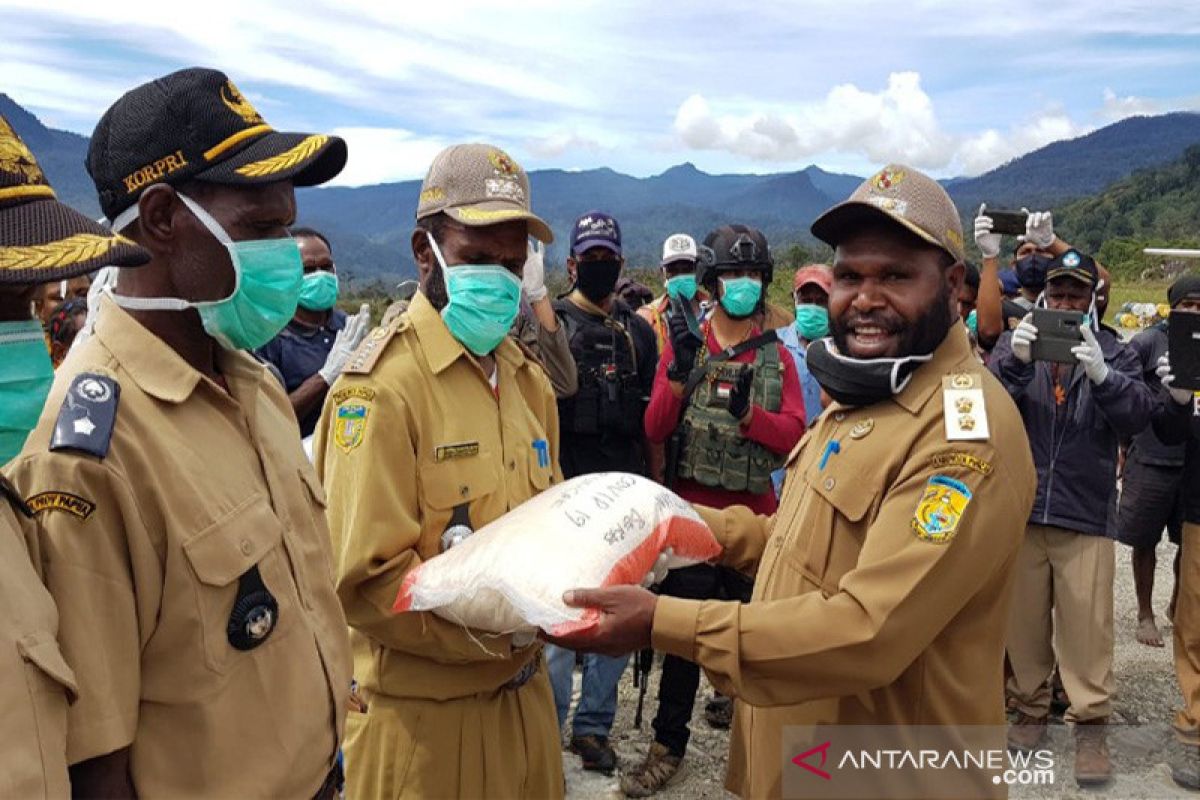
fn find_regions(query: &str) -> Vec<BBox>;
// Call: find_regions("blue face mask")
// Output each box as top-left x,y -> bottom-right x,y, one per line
110,194 -> 303,350
298,271 -> 339,311
718,276 -> 762,318
794,303 -> 830,340
0,320 -> 54,464
427,232 -> 521,356
666,274 -> 698,302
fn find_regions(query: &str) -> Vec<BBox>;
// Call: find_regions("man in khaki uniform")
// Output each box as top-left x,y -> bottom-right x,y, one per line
552,165 -> 1037,798
6,68 -> 352,797
316,143 -> 565,798
0,115 -> 149,798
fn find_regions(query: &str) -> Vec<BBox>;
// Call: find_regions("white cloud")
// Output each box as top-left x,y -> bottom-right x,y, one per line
673,73 -> 1111,176
675,73 -> 954,169
1100,88 -> 1162,121
956,110 -> 1084,175
328,127 -> 447,186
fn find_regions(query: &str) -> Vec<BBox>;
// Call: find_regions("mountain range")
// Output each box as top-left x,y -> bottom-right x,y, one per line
4,92 -> 1199,282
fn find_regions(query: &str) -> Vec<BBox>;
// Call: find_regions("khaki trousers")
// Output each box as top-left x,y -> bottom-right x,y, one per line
343,667 -> 563,799
1175,522 -> 1200,741
1006,523 -> 1114,721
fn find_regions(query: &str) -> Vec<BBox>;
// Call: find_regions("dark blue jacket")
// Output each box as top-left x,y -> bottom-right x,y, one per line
1152,392 -> 1200,524
990,326 -> 1156,537
1127,323 -> 1186,467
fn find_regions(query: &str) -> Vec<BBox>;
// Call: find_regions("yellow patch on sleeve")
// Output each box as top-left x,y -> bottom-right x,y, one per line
26,491 -> 96,520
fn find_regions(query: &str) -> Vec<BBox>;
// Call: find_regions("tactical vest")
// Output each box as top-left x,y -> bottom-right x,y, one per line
677,342 -> 785,495
555,299 -> 644,439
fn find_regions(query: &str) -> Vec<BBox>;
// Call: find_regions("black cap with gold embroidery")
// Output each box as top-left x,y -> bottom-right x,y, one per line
0,115 -> 149,284
88,67 -> 347,224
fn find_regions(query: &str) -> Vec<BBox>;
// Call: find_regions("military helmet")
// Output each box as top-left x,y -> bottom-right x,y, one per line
695,224 -> 773,290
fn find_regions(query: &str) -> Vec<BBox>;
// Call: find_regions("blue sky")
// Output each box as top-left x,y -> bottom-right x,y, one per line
4,0 -> 1199,186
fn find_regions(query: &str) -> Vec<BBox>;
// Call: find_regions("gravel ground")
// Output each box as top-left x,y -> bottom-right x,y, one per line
562,538 -> 1188,799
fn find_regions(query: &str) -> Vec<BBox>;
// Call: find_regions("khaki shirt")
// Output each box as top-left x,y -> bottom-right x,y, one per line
651,324 -> 1037,798
316,291 -> 563,701
0,484 -> 75,799
6,297 -> 351,798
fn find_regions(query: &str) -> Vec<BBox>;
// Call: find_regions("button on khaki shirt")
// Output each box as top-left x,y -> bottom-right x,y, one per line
316,291 -> 563,701
0,487 -> 76,799
651,324 -> 1037,798
7,297 -> 351,798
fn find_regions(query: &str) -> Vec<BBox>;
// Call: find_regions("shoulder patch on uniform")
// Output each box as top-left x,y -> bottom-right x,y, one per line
25,491 -> 96,520
343,321 -> 401,376
911,475 -> 973,544
50,373 -> 119,459
333,397 -> 371,454
929,451 -> 994,476
329,385 -> 376,405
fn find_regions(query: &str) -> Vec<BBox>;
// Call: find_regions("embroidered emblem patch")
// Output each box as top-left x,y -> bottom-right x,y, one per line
26,491 -> 96,520
911,475 -> 973,544
334,402 -> 370,454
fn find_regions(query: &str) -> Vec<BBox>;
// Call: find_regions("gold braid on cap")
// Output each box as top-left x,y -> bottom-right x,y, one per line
234,135 -> 328,178
0,233 -> 131,272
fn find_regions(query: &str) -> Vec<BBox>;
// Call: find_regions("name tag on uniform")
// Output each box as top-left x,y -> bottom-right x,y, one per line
942,373 -> 989,441
435,441 -> 480,462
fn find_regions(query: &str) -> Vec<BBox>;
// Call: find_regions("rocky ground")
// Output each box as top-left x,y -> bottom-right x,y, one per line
562,538 -> 1189,799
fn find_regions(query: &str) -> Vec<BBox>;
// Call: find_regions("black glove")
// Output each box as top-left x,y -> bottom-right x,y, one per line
666,304 -> 701,382
727,367 -> 755,421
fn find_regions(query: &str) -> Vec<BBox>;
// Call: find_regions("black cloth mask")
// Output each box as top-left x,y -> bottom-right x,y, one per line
805,337 -> 933,407
575,259 -> 623,304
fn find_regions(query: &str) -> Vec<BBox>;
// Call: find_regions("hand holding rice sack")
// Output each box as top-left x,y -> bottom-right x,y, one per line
394,472 -> 720,638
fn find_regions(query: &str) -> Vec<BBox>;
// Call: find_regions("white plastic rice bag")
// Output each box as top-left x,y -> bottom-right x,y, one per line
393,472 -> 720,637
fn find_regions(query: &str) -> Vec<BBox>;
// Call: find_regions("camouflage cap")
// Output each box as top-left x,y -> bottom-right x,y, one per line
416,143 -> 553,243
811,164 -> 965,264
0,115 -> 149,284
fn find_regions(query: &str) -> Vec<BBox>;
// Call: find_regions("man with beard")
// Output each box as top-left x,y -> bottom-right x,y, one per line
550,165 -> 1036,799
545,211 -> 657,776
316,143 -> 564,798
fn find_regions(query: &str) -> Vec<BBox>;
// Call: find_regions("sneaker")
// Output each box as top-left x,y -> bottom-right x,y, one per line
620,742 -> 683,798
1007,712 -> 1048,753
570,734 -> 617,775
704,695 -> 733,730
1073,718 -> 1111,787
1169,740 -> 1200,790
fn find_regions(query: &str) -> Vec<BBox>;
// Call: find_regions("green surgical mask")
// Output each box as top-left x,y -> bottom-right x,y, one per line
718,276 -> 762,318
666,274 -> 697,302
794,303 -> 830,340
427,231 -> 521,356
109,194 -> 303,351
966,309 -> 978,334
0,320 -> 54,464
298,271 -> 339,311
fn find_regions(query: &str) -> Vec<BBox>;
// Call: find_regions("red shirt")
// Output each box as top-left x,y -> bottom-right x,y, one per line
644,326 -> 807,514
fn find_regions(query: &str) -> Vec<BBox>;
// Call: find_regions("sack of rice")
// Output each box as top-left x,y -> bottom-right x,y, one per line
393,472 -> 720,636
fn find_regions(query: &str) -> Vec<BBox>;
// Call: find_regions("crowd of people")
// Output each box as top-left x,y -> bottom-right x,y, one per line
2,65 -> 1199,800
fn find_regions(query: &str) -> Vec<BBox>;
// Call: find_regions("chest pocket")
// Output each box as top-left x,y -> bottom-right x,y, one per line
417,457 -> 500,560
182,494 -> 296,674
783,462 -> 875,593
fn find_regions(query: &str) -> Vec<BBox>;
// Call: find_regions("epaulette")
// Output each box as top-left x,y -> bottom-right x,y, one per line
344,317 -> 408,376
50,373 -> 120,459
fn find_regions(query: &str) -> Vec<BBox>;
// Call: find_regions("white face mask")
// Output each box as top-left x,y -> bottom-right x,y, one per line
106,195 -> 305,350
